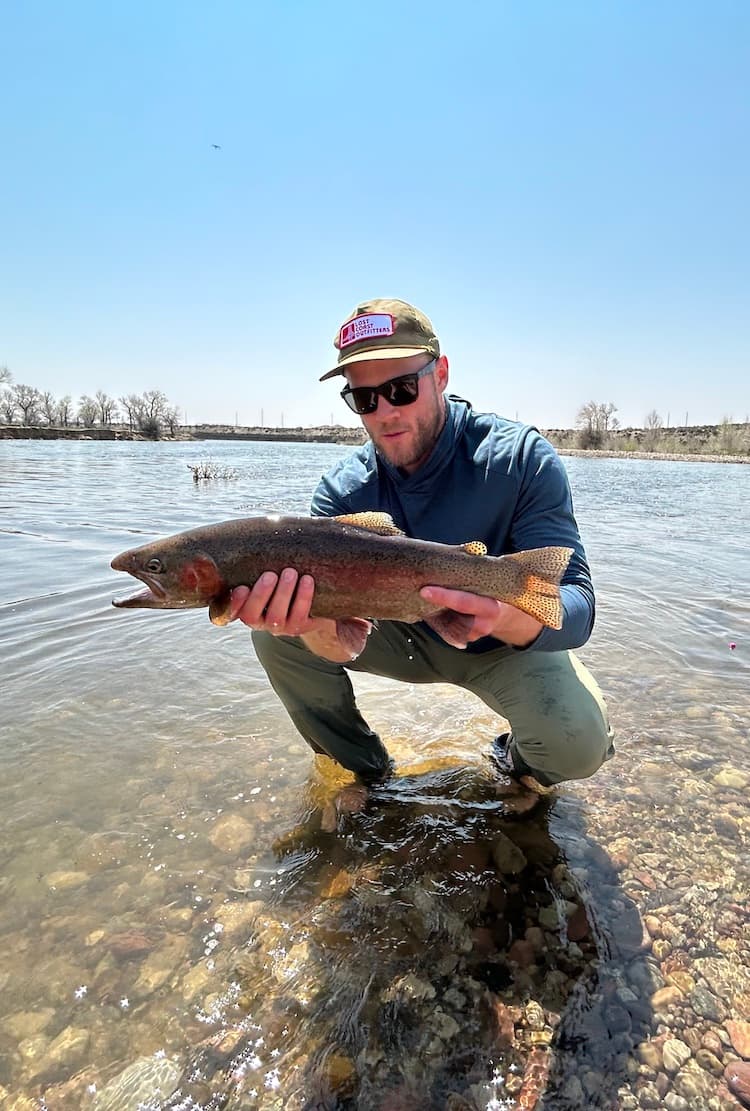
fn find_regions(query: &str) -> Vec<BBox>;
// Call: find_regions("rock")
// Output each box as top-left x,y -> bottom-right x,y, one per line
44,870 -> 89,891
566,903 -> 590,941
508,939 -> 535,967
727,1020 -> 750,1059
323,1051 -> 358,1098
106,929 -> 158,960
320,868 -> 355,899
690,985 -> 725,1021
663,1094 -> 690,1111
92,1055 -> 182,1110
1,1008 -> 55,1040
695,1048 -> 724,1076
35,1025 -> 90,1077
725,1062 -> 750,1108
208,813 -> 256,853
524,1001 -> 545,1031
638,1042 -> 663,1070
662,1038 -> 691,1074
651,986 -> 683,1008
712,768 -> 750,789
490,832 -> 527,875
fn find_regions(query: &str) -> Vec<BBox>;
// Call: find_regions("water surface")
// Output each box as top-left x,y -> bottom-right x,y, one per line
1,441 -> 748,1109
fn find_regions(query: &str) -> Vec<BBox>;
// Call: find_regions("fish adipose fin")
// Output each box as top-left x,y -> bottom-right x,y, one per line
333,512 -> 405,536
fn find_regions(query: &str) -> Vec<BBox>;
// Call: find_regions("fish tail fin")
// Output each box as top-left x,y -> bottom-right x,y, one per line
501,546 -> 574,630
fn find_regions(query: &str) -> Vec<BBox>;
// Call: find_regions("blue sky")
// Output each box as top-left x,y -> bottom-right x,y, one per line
2,1 -> 748,430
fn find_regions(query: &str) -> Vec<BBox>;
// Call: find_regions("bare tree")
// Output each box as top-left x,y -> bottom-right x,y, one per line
644,409 -> 663,432
0,366 -> 12,387
163,406 -> 180,436
119,393 -> 145,431
576,400 -> 619,448
12,383 -> 42,425
78,395 -> 99,427
95,390 -> 118,426
0,392 -> 17,423
139,389 -> 170,437
40,391 -> 58,425
57,396 -> 73,426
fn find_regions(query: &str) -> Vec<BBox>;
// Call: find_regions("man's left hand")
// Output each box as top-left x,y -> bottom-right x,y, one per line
419,586 -> 543,648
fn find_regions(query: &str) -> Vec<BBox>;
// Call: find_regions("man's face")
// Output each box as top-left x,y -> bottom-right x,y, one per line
343,353 -> 449,473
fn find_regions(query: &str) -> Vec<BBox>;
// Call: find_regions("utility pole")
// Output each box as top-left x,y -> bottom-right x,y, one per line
281,412 -> 284,428
260,408 -> 264,427
684,411 -> 689,428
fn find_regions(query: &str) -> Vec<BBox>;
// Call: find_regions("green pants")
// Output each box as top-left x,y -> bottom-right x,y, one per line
251,622 -> 614,786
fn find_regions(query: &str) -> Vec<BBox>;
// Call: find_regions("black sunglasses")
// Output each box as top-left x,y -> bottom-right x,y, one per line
340,360 -> 437,415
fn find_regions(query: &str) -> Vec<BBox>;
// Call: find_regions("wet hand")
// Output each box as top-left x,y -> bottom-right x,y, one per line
420,586 -> 543,648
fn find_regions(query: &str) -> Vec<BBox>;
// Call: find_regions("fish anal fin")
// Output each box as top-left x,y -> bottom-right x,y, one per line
333,512 -> 404,536
460,540 -> 488,556
423,609 -> 475,649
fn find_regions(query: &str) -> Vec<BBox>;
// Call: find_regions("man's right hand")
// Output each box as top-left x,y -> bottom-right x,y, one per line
229,569 -> 367,662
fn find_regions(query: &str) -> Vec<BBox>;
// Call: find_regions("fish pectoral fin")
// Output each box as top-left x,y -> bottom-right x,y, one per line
460,540 -> 488,556
423,609 -> 476,649
332,511 -> 405,536
335,617 -> 373,658
208,590 -> 233,626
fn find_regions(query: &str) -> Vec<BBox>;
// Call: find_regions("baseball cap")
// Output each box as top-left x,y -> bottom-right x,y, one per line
320,298 -> 440,381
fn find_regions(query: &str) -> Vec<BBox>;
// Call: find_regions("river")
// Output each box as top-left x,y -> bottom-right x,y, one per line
1,439 -> 748,1110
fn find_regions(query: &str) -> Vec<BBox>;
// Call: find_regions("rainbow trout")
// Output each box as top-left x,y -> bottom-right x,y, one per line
111,512 -> 572,651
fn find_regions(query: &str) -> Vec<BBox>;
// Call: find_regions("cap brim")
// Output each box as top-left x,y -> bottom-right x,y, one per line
319,345 -> 430,382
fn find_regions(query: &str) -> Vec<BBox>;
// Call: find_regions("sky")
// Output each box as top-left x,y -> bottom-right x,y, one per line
1,1 -> 748,431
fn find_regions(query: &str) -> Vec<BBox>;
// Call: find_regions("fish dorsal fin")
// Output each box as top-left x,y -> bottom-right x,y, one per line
460,540 -> 488,556
333,512 -> 405,536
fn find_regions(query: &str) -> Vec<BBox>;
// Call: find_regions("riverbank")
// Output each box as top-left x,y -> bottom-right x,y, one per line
557,448 -> 750,464
2,423 -> 748,461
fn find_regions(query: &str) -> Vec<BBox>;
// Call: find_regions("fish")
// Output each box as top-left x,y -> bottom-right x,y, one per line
111,511 -> 573,653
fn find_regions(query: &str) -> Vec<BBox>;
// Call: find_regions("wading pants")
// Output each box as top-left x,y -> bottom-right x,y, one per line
251,622 -> 614,786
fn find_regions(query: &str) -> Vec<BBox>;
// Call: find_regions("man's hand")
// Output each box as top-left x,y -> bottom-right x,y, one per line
420,585 -> 543,648
229,569 -> 362,662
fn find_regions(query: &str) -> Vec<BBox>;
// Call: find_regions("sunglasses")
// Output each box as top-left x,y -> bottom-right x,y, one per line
340,360 -> 437,415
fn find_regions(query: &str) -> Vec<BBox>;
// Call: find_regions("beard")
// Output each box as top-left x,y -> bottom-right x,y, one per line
369,402 -> 446,472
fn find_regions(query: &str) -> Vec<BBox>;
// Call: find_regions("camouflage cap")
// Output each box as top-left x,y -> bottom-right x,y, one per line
320,298 -> 440,381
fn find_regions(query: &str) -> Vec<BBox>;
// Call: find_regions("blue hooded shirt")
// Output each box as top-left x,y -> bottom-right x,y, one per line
311,397 -> 594,653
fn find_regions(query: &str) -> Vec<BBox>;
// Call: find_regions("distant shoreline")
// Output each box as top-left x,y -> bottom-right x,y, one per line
556,448 -> 749,464
0,424 -> 748,463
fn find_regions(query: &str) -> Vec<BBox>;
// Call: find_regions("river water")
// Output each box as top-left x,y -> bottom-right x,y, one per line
1,440 -> 748,1111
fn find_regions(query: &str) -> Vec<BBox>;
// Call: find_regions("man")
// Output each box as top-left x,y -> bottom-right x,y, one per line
230,299 -> 613,792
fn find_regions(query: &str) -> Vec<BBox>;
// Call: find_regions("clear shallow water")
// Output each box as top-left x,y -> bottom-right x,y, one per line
1,440 -> 748,1110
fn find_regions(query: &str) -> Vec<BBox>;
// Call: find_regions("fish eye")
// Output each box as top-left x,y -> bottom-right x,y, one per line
146,557 -> 164,574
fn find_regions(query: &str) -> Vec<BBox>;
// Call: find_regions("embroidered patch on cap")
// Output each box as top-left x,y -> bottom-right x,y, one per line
339,313 -> 395,349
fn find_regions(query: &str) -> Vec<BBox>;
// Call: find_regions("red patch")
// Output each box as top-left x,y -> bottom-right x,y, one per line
180,556 -> 223,599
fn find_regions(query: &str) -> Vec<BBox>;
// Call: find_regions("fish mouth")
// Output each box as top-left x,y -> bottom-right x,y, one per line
111,565 -> 169,608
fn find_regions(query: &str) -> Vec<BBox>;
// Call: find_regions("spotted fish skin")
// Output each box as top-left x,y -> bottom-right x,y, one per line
111,512 -> 572,636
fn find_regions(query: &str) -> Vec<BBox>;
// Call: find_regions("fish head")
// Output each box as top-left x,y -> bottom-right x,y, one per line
111,538 -> 226,610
